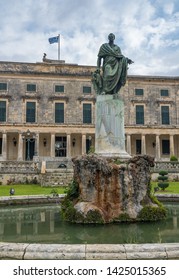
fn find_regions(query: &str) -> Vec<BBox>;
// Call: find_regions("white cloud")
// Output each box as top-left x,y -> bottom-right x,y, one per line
0,0 -> 179,76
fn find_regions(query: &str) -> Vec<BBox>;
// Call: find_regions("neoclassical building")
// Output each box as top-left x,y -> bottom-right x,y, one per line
0,60 -> 179,162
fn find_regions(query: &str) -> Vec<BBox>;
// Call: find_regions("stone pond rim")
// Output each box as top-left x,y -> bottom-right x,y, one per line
62,154 -> 166,223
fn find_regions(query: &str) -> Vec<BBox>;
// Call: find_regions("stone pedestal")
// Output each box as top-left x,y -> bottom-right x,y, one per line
69,154 -> 166,223
95,95 -> 130,159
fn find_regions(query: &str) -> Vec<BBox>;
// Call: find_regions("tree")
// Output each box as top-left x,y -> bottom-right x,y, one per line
158,170 -> 169,191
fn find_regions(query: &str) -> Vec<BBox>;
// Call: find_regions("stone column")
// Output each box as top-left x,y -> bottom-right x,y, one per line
17,133 -> 23,161
82,134 -> 86,154
49,211 -> 54,233
126,134 -> 131,155
173,210 -> 177,229
33,222 -> 38,235
2,133 -> 7,160
50,133 -> 55,157
67,134 -> 71,158
170,135 -> 174,156
35,132 -> 39,156
155,135 -> 160,160
16,222 -> 21,235
141,134 -> 146,154
40,212 -> 45,222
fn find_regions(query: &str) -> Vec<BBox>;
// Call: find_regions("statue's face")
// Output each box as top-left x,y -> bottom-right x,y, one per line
108,33 -> 115,41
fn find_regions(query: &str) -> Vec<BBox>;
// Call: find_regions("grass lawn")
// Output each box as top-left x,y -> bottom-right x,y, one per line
0,184 -> 66,197
0,182 -> 179,197
151,181 -> 179,194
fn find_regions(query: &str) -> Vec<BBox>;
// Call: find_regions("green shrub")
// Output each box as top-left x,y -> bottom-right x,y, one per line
87,146 -> 95,154
170,155 -> 178,161
158,170 -> 169,191
158,175 -> 168,181
61,180 -> 83,223
158,182 -> 169,191
61,197 -> 79,222
65,180 -> 79,200
158,170 -> 168,176
114,159 -> 122,165
85,210 -> 104,223
50,189 -> 59,197
117,213 -> 131,222
138,206 -> 167,221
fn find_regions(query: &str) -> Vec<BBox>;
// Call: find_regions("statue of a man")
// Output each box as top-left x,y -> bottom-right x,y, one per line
92,33 -> 133,95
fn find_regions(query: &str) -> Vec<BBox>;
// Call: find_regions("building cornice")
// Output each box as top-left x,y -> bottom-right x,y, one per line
0,61 -> 179,81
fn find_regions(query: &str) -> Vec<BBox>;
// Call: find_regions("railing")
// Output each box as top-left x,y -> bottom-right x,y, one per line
1,160 -> 179,174
0,161 -> 41,174
152,161 -> 179,173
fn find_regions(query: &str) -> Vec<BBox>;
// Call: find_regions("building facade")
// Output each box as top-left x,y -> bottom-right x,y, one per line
0,60 -> 179,162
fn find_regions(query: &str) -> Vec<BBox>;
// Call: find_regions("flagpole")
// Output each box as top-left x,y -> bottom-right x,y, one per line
58,34 -> 60,60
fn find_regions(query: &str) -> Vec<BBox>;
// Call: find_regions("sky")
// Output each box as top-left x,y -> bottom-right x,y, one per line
0,0 -> 179,76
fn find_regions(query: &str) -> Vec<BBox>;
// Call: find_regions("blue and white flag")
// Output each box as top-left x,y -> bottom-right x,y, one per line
48,36 -> 59,44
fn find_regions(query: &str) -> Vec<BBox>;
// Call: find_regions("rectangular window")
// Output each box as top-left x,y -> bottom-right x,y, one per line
136,105 -> 144,124
83,103 -> 92,124
0,101 -> 6,122
135,88 -> 143,96
83,86 -> 91,94
0,83 -> 7,91
27,84 -> 36,92
0,138 -> 2,155
26,102 -> 36,123
55,103 -> 64,123
161,89 -> 169,96
55,85 -> 64,93
55,136 -> 66,157
161,106 -> 170,124
162,140 -> 170,154
136,139 -> 141,154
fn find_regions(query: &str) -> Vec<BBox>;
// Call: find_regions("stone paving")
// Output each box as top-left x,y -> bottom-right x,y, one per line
0,194 -> 65,205
0,242 -> 179,260
0,193 -> 179,203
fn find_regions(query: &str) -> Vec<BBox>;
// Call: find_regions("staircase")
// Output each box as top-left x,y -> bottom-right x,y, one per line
40,168 -> 74,187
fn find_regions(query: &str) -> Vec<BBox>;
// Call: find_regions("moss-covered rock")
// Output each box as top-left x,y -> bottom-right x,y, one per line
137,205 -> 167,221
61,154 -> 166,223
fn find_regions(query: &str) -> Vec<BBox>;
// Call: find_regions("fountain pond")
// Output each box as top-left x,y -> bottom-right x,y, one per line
0,202 -> 178,244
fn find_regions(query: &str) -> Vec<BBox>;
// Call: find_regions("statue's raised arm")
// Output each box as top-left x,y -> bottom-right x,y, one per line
92,33 -> 134,95
127,58 -> 134,65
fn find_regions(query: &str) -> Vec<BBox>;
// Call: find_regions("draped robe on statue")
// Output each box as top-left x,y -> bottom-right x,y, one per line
98,43 -> 128,94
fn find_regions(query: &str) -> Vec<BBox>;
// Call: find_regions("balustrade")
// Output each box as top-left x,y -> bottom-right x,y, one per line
153,161 -> 179,172
1,160 -> 179,174
0,161 -> 40,173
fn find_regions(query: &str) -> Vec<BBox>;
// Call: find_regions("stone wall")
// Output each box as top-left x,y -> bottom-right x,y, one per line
0,171 -> 74,187
0,160 -> 74,186
0,62 -> 96,126
0,173 -> 40,185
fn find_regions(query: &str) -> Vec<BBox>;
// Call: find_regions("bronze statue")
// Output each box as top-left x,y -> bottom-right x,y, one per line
92,33 -> 133,95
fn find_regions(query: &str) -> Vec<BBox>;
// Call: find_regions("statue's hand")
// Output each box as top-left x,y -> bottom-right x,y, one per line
95,68 -> 101,74
127,58 -> 134,64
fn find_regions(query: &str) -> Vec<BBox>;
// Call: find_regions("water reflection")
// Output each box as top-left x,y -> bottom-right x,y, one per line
0,203 -> 178,244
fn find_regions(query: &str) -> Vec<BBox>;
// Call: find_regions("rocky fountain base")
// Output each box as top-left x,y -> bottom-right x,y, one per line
62,154 -> 166,223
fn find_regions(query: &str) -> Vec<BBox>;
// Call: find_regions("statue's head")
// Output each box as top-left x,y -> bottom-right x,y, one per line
108,33 -> 115,41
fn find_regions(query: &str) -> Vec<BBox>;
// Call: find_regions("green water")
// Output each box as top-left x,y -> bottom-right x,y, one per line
0,203 -> 178,244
